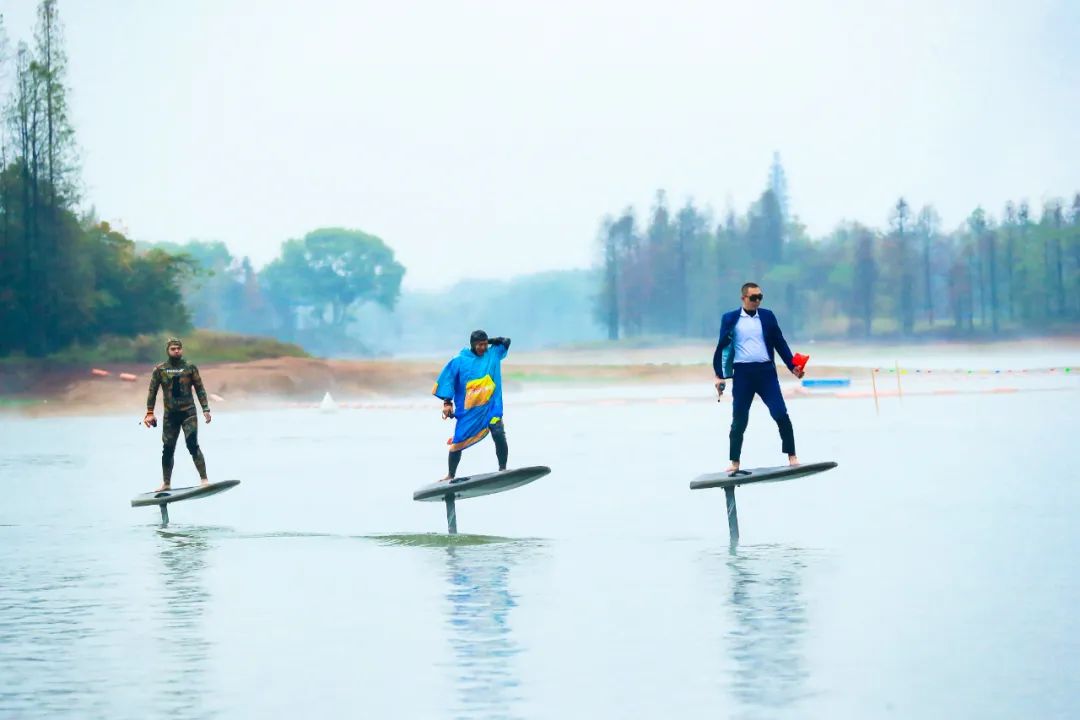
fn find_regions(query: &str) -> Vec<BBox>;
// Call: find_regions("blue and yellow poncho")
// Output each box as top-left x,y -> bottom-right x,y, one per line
433,343 -> 509,452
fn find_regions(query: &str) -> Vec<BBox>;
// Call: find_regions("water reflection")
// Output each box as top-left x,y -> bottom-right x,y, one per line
0,452 -> 80,471
151,529 -> 218,720
0,528 -> 98,717
440,542 -> 531,720
714,544 -> 813,717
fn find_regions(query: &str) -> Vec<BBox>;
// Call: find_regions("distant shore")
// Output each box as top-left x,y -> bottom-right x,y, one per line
2,336 -> 1076,417
0,356 -> 719,417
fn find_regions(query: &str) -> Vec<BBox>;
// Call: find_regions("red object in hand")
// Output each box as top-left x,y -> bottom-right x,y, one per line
792,353 -> 810,372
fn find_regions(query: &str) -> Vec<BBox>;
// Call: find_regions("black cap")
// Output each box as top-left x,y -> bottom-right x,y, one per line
470,330 -> 488,345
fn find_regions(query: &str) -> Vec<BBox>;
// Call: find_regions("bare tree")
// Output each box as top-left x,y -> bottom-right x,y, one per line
890,198 -> 915,334
916,205 -> 940,326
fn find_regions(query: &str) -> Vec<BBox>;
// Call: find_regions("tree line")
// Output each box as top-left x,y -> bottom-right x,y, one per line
596,156 -> 1080,341
0,3 -> 404,359
0,3 -> 194,357
148,228 -> 405,356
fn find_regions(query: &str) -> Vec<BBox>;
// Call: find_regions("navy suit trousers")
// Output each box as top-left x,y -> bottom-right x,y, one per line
730,361 -> 796,462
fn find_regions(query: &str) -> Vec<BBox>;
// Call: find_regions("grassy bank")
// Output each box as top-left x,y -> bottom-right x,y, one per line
0,330 -> 310,397
2,330 -> 309,366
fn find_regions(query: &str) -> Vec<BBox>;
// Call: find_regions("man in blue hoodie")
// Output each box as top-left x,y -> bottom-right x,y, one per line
433,330 -> 512,481
713,283 -> 804,472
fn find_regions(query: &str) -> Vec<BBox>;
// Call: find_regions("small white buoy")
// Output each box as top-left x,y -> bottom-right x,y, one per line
318,391 -> 337,412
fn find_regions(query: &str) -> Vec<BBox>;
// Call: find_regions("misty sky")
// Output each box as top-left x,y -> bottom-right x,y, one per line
3,0 -> 1078,289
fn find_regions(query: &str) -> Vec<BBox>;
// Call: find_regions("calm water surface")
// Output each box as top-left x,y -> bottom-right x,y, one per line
1,381 -> 1077,719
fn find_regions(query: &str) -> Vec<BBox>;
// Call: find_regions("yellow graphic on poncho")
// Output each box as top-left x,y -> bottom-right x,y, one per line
464,374 -> 496,410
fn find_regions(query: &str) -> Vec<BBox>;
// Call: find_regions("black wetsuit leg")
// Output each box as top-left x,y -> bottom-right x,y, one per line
490,420 -> 508,470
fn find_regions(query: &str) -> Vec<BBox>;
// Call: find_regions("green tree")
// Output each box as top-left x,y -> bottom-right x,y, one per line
949,240 -> 975,333
238,256 -> 271,334
886,197 -> 916,335
747,188 -> 784,271
261,227 -> 405,342
618,211 -> 646,337
643,190 -> 673,334
768,151 -> 790,225
1,2 -> 83,356
673,201 -> 705,336
967,207 -> 998,333
916,205 -> 941,326
84,222 -> 192,338
1014,202 -> 1041,319
1043,200 -> 1066,318
1001,202 -> 1018,321
851,224 -> 877,337
595,214 -> 620,341
0,3 -> 217,357
146,239 -> 237,329
33,0 -> 76,206
1069,194 -> 1080,318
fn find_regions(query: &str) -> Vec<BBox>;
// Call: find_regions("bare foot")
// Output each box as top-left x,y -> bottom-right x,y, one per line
498,467 -> 508,472
788,455 -> 800,467
200,478 -> 211,487
154,483 -> 171,492
725,463 -> 740,473
439,475 -> 454,483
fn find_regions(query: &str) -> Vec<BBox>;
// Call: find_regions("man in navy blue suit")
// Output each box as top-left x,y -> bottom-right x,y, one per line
712,282 -> 804,472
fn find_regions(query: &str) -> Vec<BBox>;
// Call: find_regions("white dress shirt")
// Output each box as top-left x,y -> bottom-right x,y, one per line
733,308 -> 770,363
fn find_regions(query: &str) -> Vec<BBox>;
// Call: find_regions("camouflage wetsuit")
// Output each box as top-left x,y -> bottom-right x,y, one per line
147,358 -> 210,484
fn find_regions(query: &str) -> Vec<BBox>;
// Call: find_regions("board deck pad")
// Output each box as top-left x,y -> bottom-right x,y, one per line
131,479 -> 241,507
689,462 -> 837,490
414,466 -> 550,502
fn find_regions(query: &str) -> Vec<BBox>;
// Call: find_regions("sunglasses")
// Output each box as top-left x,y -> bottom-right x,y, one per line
746,293 -> 763,302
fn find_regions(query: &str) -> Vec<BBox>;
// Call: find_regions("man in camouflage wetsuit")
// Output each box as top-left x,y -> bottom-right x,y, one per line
143,338 -> 212,491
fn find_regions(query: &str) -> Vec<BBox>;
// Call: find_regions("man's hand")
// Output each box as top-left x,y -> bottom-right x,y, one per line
143,411 -> 157,428
204,411 -> 212,424
714,377 -> 726,399
441,400 -> 454,420
792,367 -> 805,379
489,337 -> 506,346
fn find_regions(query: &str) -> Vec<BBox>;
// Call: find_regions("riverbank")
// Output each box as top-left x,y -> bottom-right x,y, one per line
0,356 -> 723,416
2,336 -> 1076,417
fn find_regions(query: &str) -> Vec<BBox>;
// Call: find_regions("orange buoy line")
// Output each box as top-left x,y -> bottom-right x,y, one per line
90,368 -> 140,381
872,366 -> 1075,375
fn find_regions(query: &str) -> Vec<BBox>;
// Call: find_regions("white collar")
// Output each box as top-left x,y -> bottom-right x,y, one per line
739,307 -> 760,319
